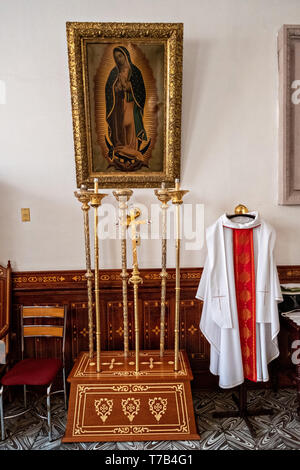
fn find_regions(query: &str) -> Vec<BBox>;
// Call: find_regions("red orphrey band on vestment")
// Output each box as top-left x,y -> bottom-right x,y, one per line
232,228 -> 257,382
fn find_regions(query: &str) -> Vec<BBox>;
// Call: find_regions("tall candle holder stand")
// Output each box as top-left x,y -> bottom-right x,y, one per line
90,178 -> 108,373
154,182 -> 171,358
128,207 -> 145,373
112,189 -> 133,358
74,185 -> 94,363
167,179 -> 189,371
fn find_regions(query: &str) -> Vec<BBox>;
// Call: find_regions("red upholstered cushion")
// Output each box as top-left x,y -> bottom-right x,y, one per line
1,358 -> 62,386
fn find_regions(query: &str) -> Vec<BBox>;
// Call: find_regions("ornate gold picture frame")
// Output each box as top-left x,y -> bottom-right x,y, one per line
278,25 -> 300,204
66,22 -> 183,189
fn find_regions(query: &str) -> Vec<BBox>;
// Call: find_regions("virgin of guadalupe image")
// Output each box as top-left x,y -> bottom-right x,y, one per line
104,46 -> 151,171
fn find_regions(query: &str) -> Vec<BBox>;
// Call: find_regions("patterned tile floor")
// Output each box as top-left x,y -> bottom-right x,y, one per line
0,387 -> 299,450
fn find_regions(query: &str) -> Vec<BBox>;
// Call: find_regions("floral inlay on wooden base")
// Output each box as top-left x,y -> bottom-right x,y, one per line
63,350 -> 199,442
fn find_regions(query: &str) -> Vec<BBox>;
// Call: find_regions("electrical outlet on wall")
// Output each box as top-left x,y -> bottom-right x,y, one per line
21,208 -> 30,222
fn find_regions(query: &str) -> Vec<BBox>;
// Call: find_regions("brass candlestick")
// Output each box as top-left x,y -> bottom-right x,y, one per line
128,207 -> 145,373
168,179 -> 189,372
74,185 -> 94,362
112,189 -> 133,358
90,178 -> 108,373
154,182 -> 171,358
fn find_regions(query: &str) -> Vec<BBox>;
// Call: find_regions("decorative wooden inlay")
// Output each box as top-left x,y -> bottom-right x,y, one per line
152,325 -> 160,335
70,382 -> 191,439
12,266 -> 300,291
140,357 -> 164,369
12,268 -> 203,290
63,350 -> 200,442
11,265 -> 300,391
188,324 -> 198,335
80,328 -> 89,337
122,398 -> 141,422
94,398 -> 113,423
148,397 -> 168,422
72,351 -> 187,378
116,326 -> 124,337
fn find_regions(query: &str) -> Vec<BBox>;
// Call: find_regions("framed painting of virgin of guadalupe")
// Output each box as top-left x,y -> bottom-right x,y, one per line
66,22 -> 183,188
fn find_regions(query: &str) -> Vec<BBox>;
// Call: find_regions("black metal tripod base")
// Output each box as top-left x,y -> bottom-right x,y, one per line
213,383 -> 273,438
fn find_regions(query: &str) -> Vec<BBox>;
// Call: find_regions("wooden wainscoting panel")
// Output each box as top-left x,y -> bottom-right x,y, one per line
106,298 -> 134,351
70,301 -> 92,360
10,266 -> 299,389
143,298 -> 170,350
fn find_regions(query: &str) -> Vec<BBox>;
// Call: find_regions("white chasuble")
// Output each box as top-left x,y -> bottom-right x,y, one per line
196,212 -> 282,389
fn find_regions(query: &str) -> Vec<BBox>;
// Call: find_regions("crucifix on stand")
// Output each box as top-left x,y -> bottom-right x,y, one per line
127,207 -> 146,373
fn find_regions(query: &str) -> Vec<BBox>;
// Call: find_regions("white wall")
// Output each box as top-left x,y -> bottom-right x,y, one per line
1,0 -> 300,271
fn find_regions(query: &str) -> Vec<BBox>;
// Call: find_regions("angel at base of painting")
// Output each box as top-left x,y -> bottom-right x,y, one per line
104,46 -> 151,172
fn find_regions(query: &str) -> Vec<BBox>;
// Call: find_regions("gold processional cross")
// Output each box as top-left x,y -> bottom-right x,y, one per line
127,208 -> 146,373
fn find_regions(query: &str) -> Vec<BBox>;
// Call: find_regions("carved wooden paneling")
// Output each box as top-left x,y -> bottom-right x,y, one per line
178,299 -> 203,356
0,262 -> 11,346
106,299 -> 134,350
11,268 -> 205,382
70,301 -> 92,360
10,266 -> 298,388
0,280 -> 4,326
277,266 -> 300,283
12,268 -> 202,291
143,299 -> 170,350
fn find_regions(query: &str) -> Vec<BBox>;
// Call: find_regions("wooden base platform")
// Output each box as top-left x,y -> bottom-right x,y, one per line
62,350 -> 200,442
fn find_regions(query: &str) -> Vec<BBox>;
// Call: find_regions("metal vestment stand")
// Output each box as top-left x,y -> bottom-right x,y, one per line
213,381 -> 273,438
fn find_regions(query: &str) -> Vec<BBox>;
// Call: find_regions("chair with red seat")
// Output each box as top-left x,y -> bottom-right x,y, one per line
0,305 -> 67,442
0,261 -> 12,375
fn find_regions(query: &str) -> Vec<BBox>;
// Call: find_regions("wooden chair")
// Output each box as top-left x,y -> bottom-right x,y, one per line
0,261 -> 11,373
0,305 -> 67,442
